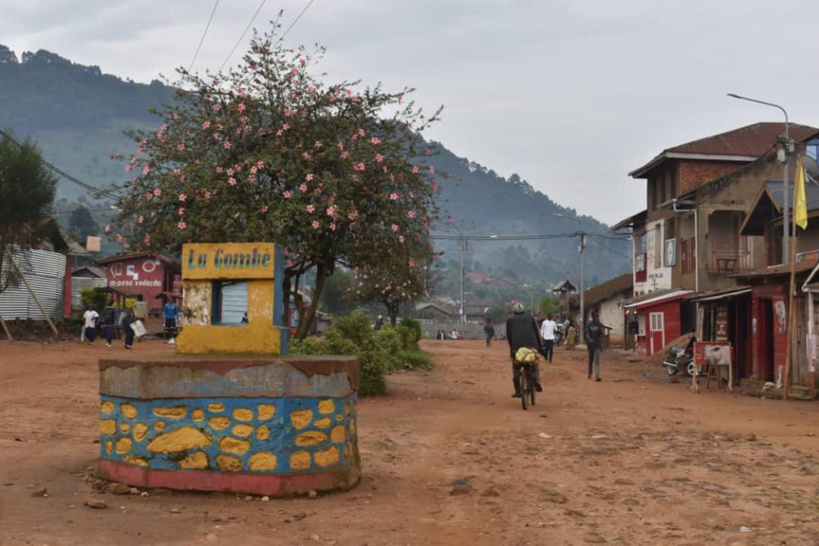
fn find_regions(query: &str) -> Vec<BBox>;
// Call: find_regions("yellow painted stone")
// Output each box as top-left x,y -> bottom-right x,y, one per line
314,446 -> 340,468
208,402 -> 225,412
233,408 -> 254,422
116,438 -> 132,454
257,404 -> 276,420
153,406 -> 188,419
147,426 -> 211,453
318,399 -> 335,414
331,425 -> 346,443
335,413 -> 343,422
179,451 -> 209,470
344,401 -> 351,417
101,401 -> 114,415
208,417 -> 230,430
216,454 -> 243,472
348,418 -> 357,436
192,409 -> 205,422
220,437 -> 251,455
133,423 -> 148,442
290,409 -> 313,430
100,419 -> 116,436
314,417 -> 332,429
232,424 -> 254,438
120,422 -> 131,434
105,441 -> 113,456
154,421 -> 167,431
121,404 -> 138,419
295,430 -> 328,447
249,451 -> 278,471
256,425 -> 270,441
289,451 -> 311,471
124,455 -> 148,468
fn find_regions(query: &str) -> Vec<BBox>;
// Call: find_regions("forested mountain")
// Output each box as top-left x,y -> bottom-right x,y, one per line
0,45 -> 630,289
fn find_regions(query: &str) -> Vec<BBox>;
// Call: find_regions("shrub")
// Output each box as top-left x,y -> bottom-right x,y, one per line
80,288 -> 107,312
398,350 -> 432,370
399,317 -> 422,349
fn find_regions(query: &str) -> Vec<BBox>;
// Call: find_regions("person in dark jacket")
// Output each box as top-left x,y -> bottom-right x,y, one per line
585,311 -> 604,381
100,300 -> 117,348
506,302 -> 545,398
122,309 -> 136,350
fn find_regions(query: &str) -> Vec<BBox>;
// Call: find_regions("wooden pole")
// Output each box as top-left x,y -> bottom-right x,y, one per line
0,314 -> 13,341
784,172 -> 800,401
10,259 -> 59,339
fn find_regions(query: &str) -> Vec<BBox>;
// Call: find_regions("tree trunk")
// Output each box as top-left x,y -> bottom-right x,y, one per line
294,261 -> 330,340
386,302 -> 399,327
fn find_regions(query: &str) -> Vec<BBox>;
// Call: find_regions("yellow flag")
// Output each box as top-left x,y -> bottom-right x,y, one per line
795,154 -> 808,230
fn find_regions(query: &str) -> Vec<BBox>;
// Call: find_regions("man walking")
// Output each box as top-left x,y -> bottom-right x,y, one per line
163,299 -> 180,345
82,305 -> 99,344
540,313 -> 557,363
586,311 -> 604,381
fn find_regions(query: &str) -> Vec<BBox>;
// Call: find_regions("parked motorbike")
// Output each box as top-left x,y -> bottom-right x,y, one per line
662,335 -> 696,377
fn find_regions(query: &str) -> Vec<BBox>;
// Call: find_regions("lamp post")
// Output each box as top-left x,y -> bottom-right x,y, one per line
727,93 -> 791,263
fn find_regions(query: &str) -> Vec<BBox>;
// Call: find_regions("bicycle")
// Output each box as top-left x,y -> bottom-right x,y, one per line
520,362 -> 537,410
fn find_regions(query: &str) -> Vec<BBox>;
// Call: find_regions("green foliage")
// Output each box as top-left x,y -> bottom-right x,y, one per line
80,287 -> 107,312
290,310 -> 432,395
539,296 -> 560,317
68,205 -> 99,242
320,269 -> 355,316
0,132 -> 57,295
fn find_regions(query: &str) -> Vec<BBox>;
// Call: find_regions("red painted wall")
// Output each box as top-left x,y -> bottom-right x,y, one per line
105,257 -> 174,312
635,300 -> 683,357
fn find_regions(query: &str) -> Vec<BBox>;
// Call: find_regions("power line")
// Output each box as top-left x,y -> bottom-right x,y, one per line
429,231 -> 630,242
219,0 -> 268,72
587,234 -> 631,259
0,130 -> 120,201
188,0 -> 220,72
278,0 -> 317,43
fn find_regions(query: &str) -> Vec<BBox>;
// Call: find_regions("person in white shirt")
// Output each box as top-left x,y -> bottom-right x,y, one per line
83,306 -> 99,344
539,313 -> 558,363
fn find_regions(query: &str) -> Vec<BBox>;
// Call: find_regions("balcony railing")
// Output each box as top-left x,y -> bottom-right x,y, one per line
707,240 -> 752,274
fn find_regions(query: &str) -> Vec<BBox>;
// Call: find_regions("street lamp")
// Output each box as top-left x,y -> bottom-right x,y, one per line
727,93 -> 792,263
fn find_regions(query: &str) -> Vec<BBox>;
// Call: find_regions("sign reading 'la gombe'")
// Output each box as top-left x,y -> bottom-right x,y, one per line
182,242 -> 277,280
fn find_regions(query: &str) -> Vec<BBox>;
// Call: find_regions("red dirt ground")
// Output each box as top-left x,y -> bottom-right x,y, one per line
1,338 -> 818,545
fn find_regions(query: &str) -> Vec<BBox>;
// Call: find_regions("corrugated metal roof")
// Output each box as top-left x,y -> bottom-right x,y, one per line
0,249 -> 66,321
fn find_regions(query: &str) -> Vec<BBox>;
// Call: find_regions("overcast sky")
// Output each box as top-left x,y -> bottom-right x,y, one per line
2,0 -> 818,225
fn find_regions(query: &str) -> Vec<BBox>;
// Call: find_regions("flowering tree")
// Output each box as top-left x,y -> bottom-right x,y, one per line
352,240 -> 437,326
111,22 -> 442,338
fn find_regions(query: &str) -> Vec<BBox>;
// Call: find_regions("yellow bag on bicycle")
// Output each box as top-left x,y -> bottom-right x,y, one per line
514,347 -> 539,364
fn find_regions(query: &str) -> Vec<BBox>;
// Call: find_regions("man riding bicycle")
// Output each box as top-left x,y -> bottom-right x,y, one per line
506,302 -> 545,398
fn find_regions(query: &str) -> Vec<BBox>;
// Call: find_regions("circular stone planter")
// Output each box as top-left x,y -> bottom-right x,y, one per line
97,355 -> 360,496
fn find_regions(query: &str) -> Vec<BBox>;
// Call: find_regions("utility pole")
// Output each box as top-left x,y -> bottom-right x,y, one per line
579,231 -> 587,341
458,235 -> 467,325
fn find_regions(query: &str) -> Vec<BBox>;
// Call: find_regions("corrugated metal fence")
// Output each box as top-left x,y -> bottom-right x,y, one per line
0,249 -> 66,321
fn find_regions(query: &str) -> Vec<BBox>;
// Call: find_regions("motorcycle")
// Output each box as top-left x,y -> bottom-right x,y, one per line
662,338 -> 696,377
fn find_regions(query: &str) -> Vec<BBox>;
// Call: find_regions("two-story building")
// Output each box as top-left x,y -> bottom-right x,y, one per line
616,122 -> 818,358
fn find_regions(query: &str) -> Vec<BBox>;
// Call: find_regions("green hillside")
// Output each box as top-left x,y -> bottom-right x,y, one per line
0,45 -> 630,290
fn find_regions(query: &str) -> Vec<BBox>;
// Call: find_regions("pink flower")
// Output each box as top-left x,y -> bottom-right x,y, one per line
412,165 -> 419,174
228,177 -> 237,186
312,220 -> 320,230
391,224 -> 399,232
138,216 -> 144,224
223,141 -> 232,150
306,173 -> 314,181
204,190 -> 211,199
177,143 -> 185,151
202,121 -> 211,129
104,225 -> 111,233
429,166 -> 435,174
375,154 -> 383,163
326,206 -> 335,217
283,190 -> 292,199
261,205 -> 268,213
284,108 -> 294,117
330,222 -> 337,231
153,188 -> 161,196
390,193 -> 399,201
341,151 -> 350,159
178,221 -> 187,230
256,160 -> 264,169
300,184 -> 308,192
337,141 -> 344,150
306,205 -> 315,213
178,208 -> 185,216
178,193 -> 187,202
407,211 -> 415,219
371,137 -> 381,145
216,166 -> 223,173
143,165 -> 150,175
144,235 -> 151,245
358,128 -> 365,137
238,102 -> 246,112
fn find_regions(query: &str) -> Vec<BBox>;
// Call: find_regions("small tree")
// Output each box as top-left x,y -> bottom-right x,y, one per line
112,21 -> 442,339
68,205 -> 99,242
0,132 -> 57,296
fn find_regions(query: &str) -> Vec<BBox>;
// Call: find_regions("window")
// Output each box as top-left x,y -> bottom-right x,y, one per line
112,263 -> 123,276
665,239 -> 676,266
649,312 -> 664,332
807,137 -> 819,161
212,281 -> 249,326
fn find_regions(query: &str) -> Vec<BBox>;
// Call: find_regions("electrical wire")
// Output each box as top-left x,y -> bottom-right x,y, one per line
0,130 -> 120,201
188,0 -> 220,72
218,0 -> 268,72
587,234 -> 632,259
278,0 -> 317,43
429,231 -> 630,242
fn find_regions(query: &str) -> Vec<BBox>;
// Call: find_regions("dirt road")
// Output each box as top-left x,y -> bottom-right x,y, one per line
1,338 -> 818,545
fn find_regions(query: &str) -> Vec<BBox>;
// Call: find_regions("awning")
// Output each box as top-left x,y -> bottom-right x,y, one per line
622,289 -> 693,310
688,287 -> 751,303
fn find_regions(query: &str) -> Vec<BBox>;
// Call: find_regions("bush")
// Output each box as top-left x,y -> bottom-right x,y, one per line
289,311 -> 431,395
80,287 -> 107,312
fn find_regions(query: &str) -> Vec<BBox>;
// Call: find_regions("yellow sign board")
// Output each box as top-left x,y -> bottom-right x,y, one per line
183,242 -> 276,280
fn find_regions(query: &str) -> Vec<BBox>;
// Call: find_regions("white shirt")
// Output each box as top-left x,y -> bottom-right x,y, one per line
540,319 -> 557,341
83,310 -> 99,329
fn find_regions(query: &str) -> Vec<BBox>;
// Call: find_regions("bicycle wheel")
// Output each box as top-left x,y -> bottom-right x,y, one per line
529,369 -> 536,407
520,368 -> 529,411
